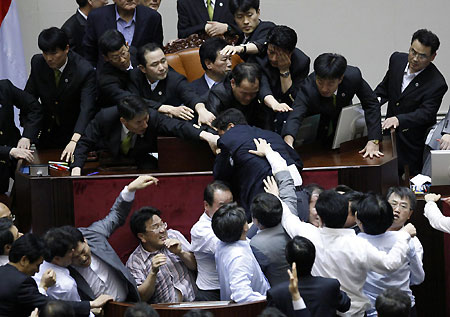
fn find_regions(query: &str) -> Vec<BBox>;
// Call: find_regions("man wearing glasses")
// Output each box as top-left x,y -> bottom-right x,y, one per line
375,29 -> 448,177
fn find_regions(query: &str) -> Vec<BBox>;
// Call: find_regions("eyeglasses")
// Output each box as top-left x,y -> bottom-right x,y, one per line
409,47 -> 429,61
148,222 -> 167,233
108,47 -> 129,63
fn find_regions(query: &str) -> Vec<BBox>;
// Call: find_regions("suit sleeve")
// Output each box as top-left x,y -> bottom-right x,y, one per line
281,83 -> 311,138
205,89 -> 223,116
74,67 -> 97,135
176,0 -> 205,39
333,280 -> 351,312
72,113 -> 103,168
176,77 -> 202,109
98,70 -> 132,106
152,110 -> 201,140
374,53 -> 395,106
213,143 -> 234,183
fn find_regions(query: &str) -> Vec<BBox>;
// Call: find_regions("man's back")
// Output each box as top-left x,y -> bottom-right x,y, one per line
61,10 -> 86,56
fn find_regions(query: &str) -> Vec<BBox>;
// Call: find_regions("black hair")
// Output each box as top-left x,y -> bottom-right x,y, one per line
375,288 -> 411,317
40,301 -> 75,317
137,42 -> 162,67
251,193 -> 282,228
285,236 -> 315,277
9,233 -> 46,264
266,25 -> 297,53
313,53 -> 347,80
212,202 -> 247,243
231,62 -> 262,86
258,307 -> 287,317
130,206 -> 162,237
76,0 -> 88,7
357,194 -> 393,235
38,27 -> 69,52
334,184 -> 353,194
386,187 -> 416,211
344,190 -> 365,216
199,37 -> 228,71
315,190 -> 349,228
204,181 -> 231,206
212,108 -> 248,131
125,302 -> 159,317
60,225 -> 85,244
118,95 -> 149,121
304,183 -> 324,202
229,0 -> 260,15
43,227 -> 77,262
99,29 -> 126,56
0,218 -> 14,255
183,309 -> 214,317
411,29 -> 440,55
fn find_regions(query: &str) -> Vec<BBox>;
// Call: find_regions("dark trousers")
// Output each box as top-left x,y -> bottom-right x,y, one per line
195,289 -> 220,301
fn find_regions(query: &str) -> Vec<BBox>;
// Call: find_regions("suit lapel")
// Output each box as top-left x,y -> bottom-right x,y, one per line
110,121 -> 122,157
394,55 -> 408,98
131,6 -> 141,47
56,53 -> 74,98
197,0 -> 210,22
68,266 -> 95,300
400,64 -> 432,98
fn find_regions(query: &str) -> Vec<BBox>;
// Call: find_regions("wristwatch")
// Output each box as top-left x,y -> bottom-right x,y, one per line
370,139 -> 380,145
280,71 -> 290,78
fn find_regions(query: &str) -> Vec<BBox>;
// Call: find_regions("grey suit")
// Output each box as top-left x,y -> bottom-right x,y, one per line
70,193 -> 140,302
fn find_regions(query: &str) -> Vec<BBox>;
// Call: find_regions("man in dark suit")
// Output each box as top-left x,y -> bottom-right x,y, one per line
83,0 -> 163,68
61,0 -> 108,56
0,80 -> 41,193
177,0 -> 238,39
212,108 -> 303,221
71,95 -> 218,175
0,233 -> 112,317
375,29 -> 448,177
128,43 -> 202,122
25,27 -> 96,163
248,25 -> 310,134
267,236 -> 351,317
282,53 -> 383,159
97,29 -> 137,108
62,175 -> 157,302
191,37 -> 231,98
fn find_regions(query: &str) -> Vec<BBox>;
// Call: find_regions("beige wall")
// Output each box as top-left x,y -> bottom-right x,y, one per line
16,0 -> 450,113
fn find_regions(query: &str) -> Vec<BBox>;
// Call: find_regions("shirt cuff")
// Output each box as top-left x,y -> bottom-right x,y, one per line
38,286 -> 48,296
266,150 -> 288,174
121,186 -> 135,202
292,297 -> 306,310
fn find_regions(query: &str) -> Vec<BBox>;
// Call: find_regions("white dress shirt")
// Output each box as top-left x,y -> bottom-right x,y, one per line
190,212 -> 220,290
359,231 -> 425,308
401,63 -> 424,93
215,239 -> 269,303
424,201 -> 450,233
0,255 -> 8,266
204,74 -> 218,89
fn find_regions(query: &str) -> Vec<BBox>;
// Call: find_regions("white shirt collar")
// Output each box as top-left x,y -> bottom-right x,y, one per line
77,8 -> 88,20
404,63 -> 425,77
147,78 -> 159,91
57,56 -> 68,73
204,0 -> 215,8
204,73 -> 218,89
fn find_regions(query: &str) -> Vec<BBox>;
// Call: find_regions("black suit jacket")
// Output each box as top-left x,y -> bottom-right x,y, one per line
0,264 -> 90,317
62,10 -> 86,56
190,74 -> 211,98
72,105 -> 202,169
176,0 -> 238,38
282,66 -> 382,143
375,52 -> 448,175
267,275 -> 351,317
214,124 -> 302,220
25,51 -> 96,148
128,68 -> 201,110
237,20 -> 276,60
83,4 -> 163,68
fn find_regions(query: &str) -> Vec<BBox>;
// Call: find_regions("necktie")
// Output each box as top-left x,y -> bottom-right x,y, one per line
327,94 -> 337,137
54,69 -> 62,87
121,132 -> 134,155
207,0 -> 214,20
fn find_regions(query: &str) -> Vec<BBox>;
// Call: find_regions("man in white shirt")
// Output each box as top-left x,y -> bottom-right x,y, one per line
423,193 -> 450,234
190,181 -> 233,301
0,218 -> 22,266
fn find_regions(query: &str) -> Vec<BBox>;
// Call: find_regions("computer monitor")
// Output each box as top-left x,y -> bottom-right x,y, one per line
431,150 -> 450,185
332,103 -> 368,149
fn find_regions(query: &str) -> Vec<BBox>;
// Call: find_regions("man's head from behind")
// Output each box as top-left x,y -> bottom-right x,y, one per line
343,190 -> 364,228
212,108 -> 248,135
266,25 -> 297,69
356,194 -> 393,235
9,233 -> 46,276
386,187 -> 415,231
285,236 -> 315,278
230,62 -> 262,106
61,225 -> 91,268
212,202 -> 248,243
251,193 -> 282,229
40,301 -> 75,317
0,218 -> 21,256
315,190 -> 349,228
375,288 -> 411,317
76,0 -> 108,10
99,29 -> 131,71
130,207 -> 168,252
43,227 -> 77,267
408,29 -> 439,73
313,53 -> 347,98
137,43 -> 168,83
38,27 -> 69,70
0,202 -> 13,220
229,0 -> 260,36
118,96 -> 150,135
204,181 -> 233,218
125,302 -> 159,317
200,38 -> 232,81
304,184 -> 323,227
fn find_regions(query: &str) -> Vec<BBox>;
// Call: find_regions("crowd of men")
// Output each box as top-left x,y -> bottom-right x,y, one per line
1,0 -> 450,316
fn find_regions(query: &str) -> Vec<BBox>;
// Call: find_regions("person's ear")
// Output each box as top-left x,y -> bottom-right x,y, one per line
137,233 -> 146,244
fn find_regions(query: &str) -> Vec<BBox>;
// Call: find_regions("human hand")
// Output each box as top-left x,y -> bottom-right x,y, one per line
170,105 -> 195,121
439,134 -> 450,150
220,45 -> 244,56
382,117 -> 399,130
40,269 -> 56,290
284,135 -> 294,148
61,140 -> 77,163
128,175 -> 159,192
276,49 -> 292,73
424,193 -> 441,203
91,307 -> 103,315
271,102 -> 293,113
165,239 -> 182,255
199,131 -> 220,155
90,294 -> 113,308
197,107 -> 216,127
151,253 -> 167,274
401,223 -> 416,237
10,147 -> 34,163
30,308 -> 39,317
17,137 -> 31,149
359,141 -> 384,159
71,167 -> 81,176
205,21 -> 228,37
263,176 -> 279,197
288,262 -> 300,301
248,138 -> 273,157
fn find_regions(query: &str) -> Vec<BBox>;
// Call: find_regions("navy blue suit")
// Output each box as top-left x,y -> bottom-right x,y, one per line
214,124 -> 302,220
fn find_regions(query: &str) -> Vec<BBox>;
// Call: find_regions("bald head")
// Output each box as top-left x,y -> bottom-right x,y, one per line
0,203 -> 11,219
